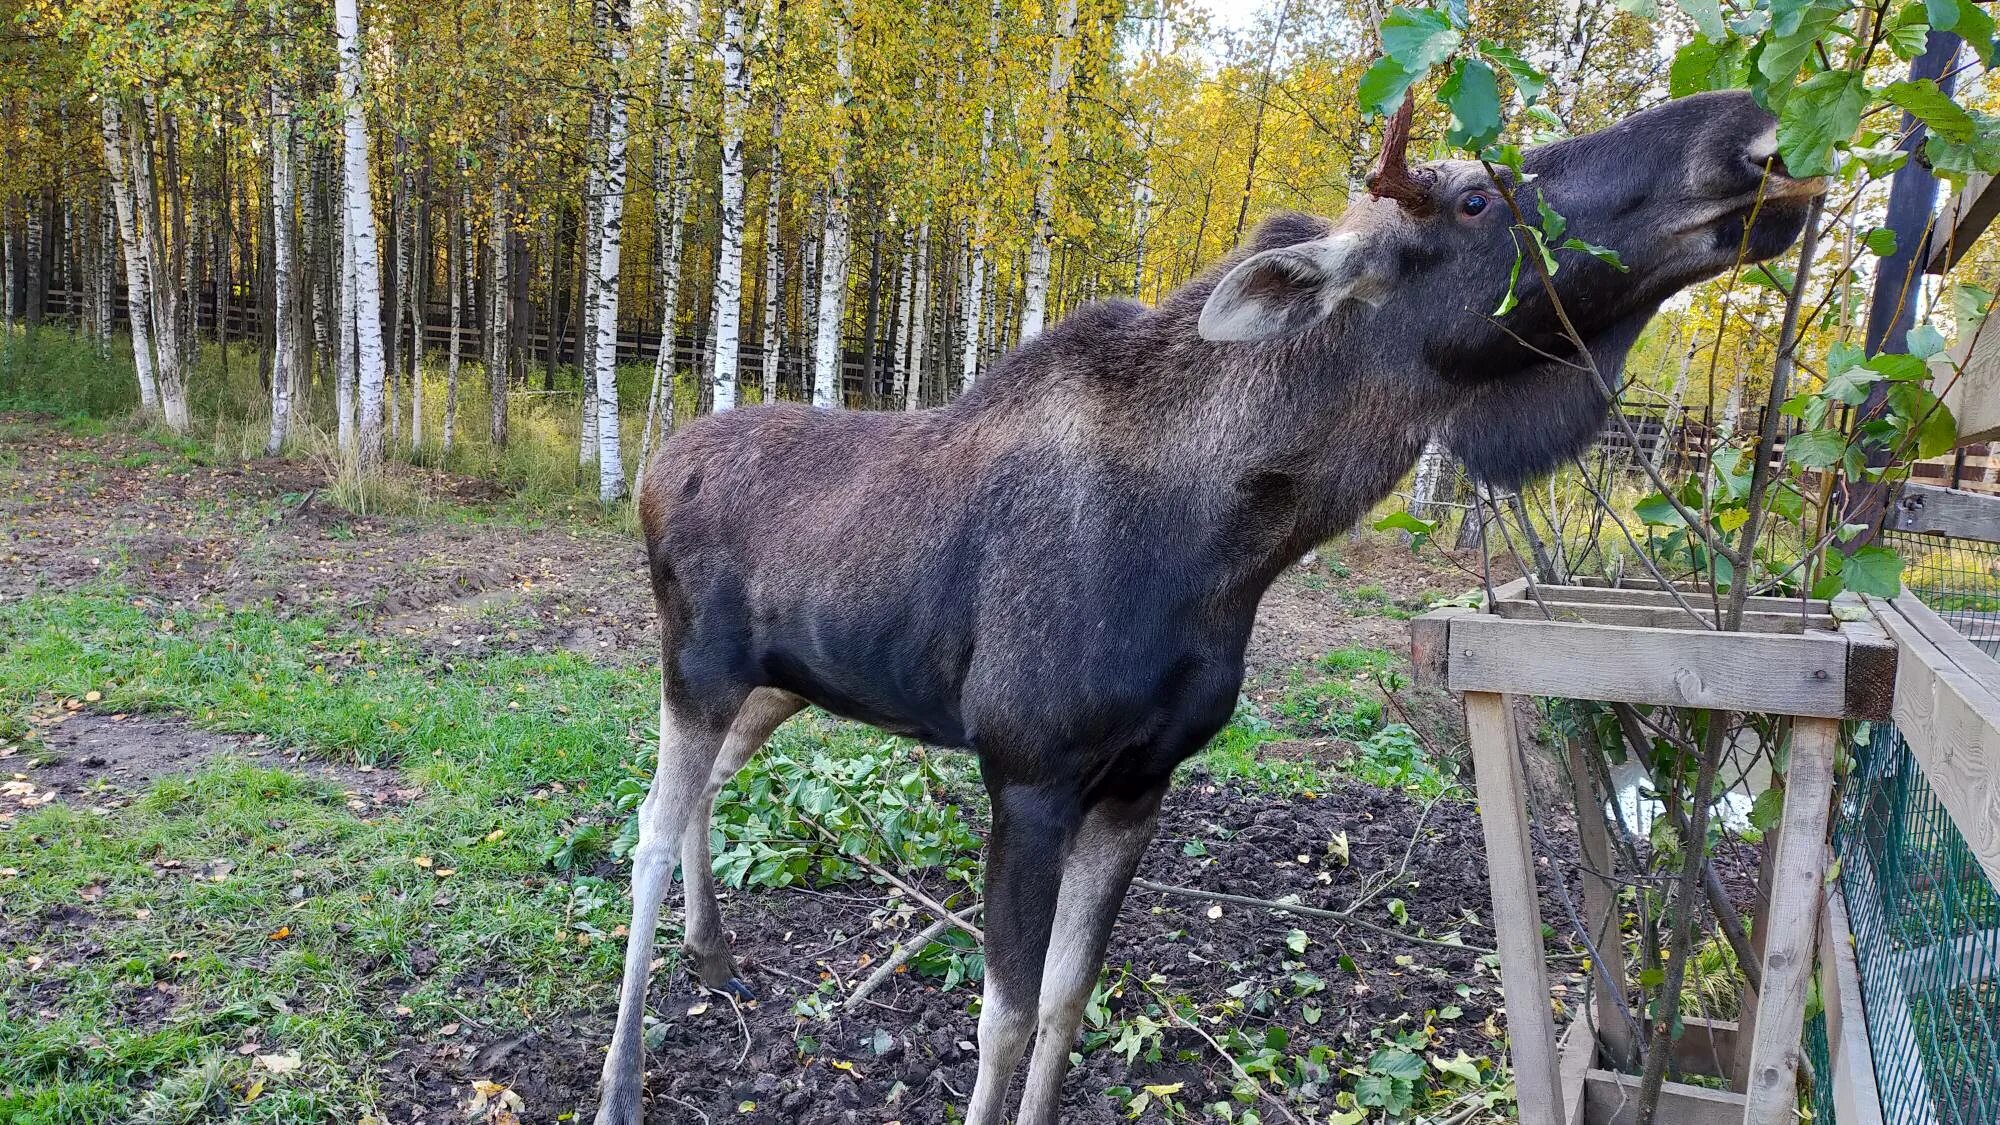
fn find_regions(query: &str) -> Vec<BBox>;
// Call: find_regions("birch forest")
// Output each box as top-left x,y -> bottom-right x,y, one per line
0,0 -> 1686,504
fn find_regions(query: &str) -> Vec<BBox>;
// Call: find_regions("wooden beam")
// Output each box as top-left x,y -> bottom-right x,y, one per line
1934,323 -> 2000,446
1409,606 -> 1472,689
1516,583 -> 1825,617
1887,481 -> 2000,543
1834,599 -> 1901,721
1819,889 -> 1888,1125
1490,598 -> 1829,634
1583,1070 -> 1747,1125
1567,738 -> 1636,1072
1741,717 -> 1839,1125
1868,594 -> 2000,892
1443,614 -> 1864,718
1925,172 -> 1999,275
1558,1019 -> 1594,1125
1465,692 -> 1564,1125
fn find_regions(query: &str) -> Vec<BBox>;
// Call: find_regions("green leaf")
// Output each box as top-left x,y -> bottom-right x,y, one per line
1785,430 -> 1848,469
1676,0 -> 1726,38
1928,0 -> 1998,64
1907,324 -> 1947,359
1822,364 -> 1881,406
1381,5 -> 1462,73
1286,928 -> 1309,954
1841,546 -> 1904,597
1478,41 -> 1547,106
1432,1050 -> 1484,1083
1748,787 -> 1785,831
1883,79 -> 1978,145
1440,58 -> 1503,150
1865,352 -> 1929,381
1669,34 -> 1742,97
1760,0 -> 1846,85
1367,1046 -> 1427,1081
1863,228 -> 1897,257
1924,109 -> 2000,183
1536,196 -> 1568,243
1359,57 -> 1418,121
1494,246 -> 1524,316
1374,511 -> 1438,546
1635,492 -> 1687,527
1953,283 -> 1995,328
1889,383 -> 1959,456
1561,237 -> 1628,271
1888,2 -> 1933,60
1777,70 -> 1868,179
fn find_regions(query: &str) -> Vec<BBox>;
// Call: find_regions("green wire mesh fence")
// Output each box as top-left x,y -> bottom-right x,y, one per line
1832,717 -> 2000,1125
1883,529 -> 2000,655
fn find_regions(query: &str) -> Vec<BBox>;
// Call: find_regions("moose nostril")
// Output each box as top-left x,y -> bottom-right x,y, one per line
1744,124 -> 1788,179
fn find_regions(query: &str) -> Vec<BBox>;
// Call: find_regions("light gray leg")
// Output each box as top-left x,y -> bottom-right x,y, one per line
682,689 -> 806,991
594,696 -> 738,1125
1014,788 -> 1166,1125
966,973 -> 1038,1125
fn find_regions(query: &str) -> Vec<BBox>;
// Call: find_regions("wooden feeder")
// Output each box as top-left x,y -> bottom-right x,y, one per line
1411,578 -> 1897,1125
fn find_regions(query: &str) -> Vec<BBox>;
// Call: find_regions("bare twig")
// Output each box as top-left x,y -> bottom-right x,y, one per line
1130,877 -> 1501,956
1142,980 -> 1309,1125
796,811 -> 985,941
844,908 -> 982,1011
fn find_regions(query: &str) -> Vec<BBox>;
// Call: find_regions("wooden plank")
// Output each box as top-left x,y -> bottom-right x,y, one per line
1444,614 -> 1857,718
1935,323 -> 2000,446
1559,1019 -> 1595,1125
1871,595 -> 2000,891
1820,888 -> 1888,1125
1831,601 -> 1900,721
1465,692 -> 1564,1125
1925,172 -> 1999,275
1409,607 -> 1473,689
1583,1070 -> 1747,1125
1742,716 -> 1839,1125
1528,582 -> 1822,617
1568,738 -> 1636,1072
1671,1018 -> 1740,1083
1491,598 -> 1828,635
1886,482 -> 2000,543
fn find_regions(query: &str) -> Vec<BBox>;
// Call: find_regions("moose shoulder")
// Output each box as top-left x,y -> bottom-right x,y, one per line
593,89 -> 1823,1125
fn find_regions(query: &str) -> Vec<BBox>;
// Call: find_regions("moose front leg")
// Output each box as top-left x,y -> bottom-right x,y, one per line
1014,786 -> 1166,1125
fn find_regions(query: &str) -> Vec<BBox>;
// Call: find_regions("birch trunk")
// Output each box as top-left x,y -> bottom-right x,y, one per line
580,99 -> 605,468
337,200 -> 357,451
266,38 -> 298,455
891,231 -> 913,406
810,3 -> 853,408
636,0 -> 699,471
1651,333 -> 1698,474
960,0 -> 1001,388
759,0 -> 787,403
99,100 -> 162,414
904,218 -> 929,411
444,170 -> 466,454
335,0 -> 387,467
709,0 -> 750,413
95,189 -> 116,352
1409,440 -> 1450,523
486,186 -> 509,448
129,102 -> 189,429
589,1 -> 632,502
800,192 -> 820,380
1019,0 -> 1078,342
409,168 -> 427,451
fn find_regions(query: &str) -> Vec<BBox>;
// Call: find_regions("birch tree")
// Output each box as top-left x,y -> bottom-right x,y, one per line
265,26 -> 298,454
959,0 -> 1001,389
97,99 -> 161,418
1018,0 -> 1077,342
335,0 -> 387,468
588,0 -> 632,502
637,0 -> 698,469
444,169 -> 466,454
759,0 -> 787,404
708,0 -> 749,413
809,0 -> 852,409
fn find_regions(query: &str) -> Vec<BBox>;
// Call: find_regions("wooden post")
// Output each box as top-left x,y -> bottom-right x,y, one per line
1741,715 -> 1839,1125
1466,691 -> 1564,1125
1568,737 -> 1634,1071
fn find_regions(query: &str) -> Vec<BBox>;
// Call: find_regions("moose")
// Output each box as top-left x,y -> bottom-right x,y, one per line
592,89 -> 1821,1124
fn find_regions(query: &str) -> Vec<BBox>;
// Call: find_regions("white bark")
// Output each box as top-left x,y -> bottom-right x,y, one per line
98,99 -> 162,415
636,0 -> 698,472
891,230 -> 914,406
335,0 -> 387,467
486,180 -> 509,448
590,3 -> 632,502
960,0 -> 1002,388
800,192 -> 820,379
580,97 -> 604,469
1652,333 -> 1698,474
709,0 -> 750,413
444,169 -> 466,454
1409,440 -> 1449,522
905,218 -> 929,411
810,1 -> 853,409
266,45 -> 298,455
95,189 -> 116,352
337,200 -> 357,451
759,0 -> 787,404
1020,0 -> 1078,342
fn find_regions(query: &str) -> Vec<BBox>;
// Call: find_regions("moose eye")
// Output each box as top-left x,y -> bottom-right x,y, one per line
1460,192 -> 1490,217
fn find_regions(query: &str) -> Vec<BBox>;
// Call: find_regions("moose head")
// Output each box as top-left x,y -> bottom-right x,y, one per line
1198,89 -> 1822,486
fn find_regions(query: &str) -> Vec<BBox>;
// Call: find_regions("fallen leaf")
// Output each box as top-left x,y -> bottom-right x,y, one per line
84,691 -> 102,703
1205,904 -> 1223,920
257,1052 -> 301,1074
242,1076 -> 266,1103
267,926 -> 292,941
412,856 -> 434,869
440,1022 -> 461,1036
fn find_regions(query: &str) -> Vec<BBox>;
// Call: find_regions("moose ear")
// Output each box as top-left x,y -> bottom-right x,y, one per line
1197,234 -> 1384,342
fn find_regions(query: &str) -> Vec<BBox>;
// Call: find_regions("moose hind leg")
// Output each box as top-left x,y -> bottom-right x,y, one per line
682,688 -> 806,996
1015,786 -> 1167,1125
965,782 -> 1081,1125
594,695 -> 741,1125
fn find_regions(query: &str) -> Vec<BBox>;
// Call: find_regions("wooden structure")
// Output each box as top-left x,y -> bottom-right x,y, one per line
1412,578 -> 1897,1125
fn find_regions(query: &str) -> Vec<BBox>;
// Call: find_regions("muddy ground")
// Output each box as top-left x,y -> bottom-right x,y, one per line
1,416 -> 1577,1123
